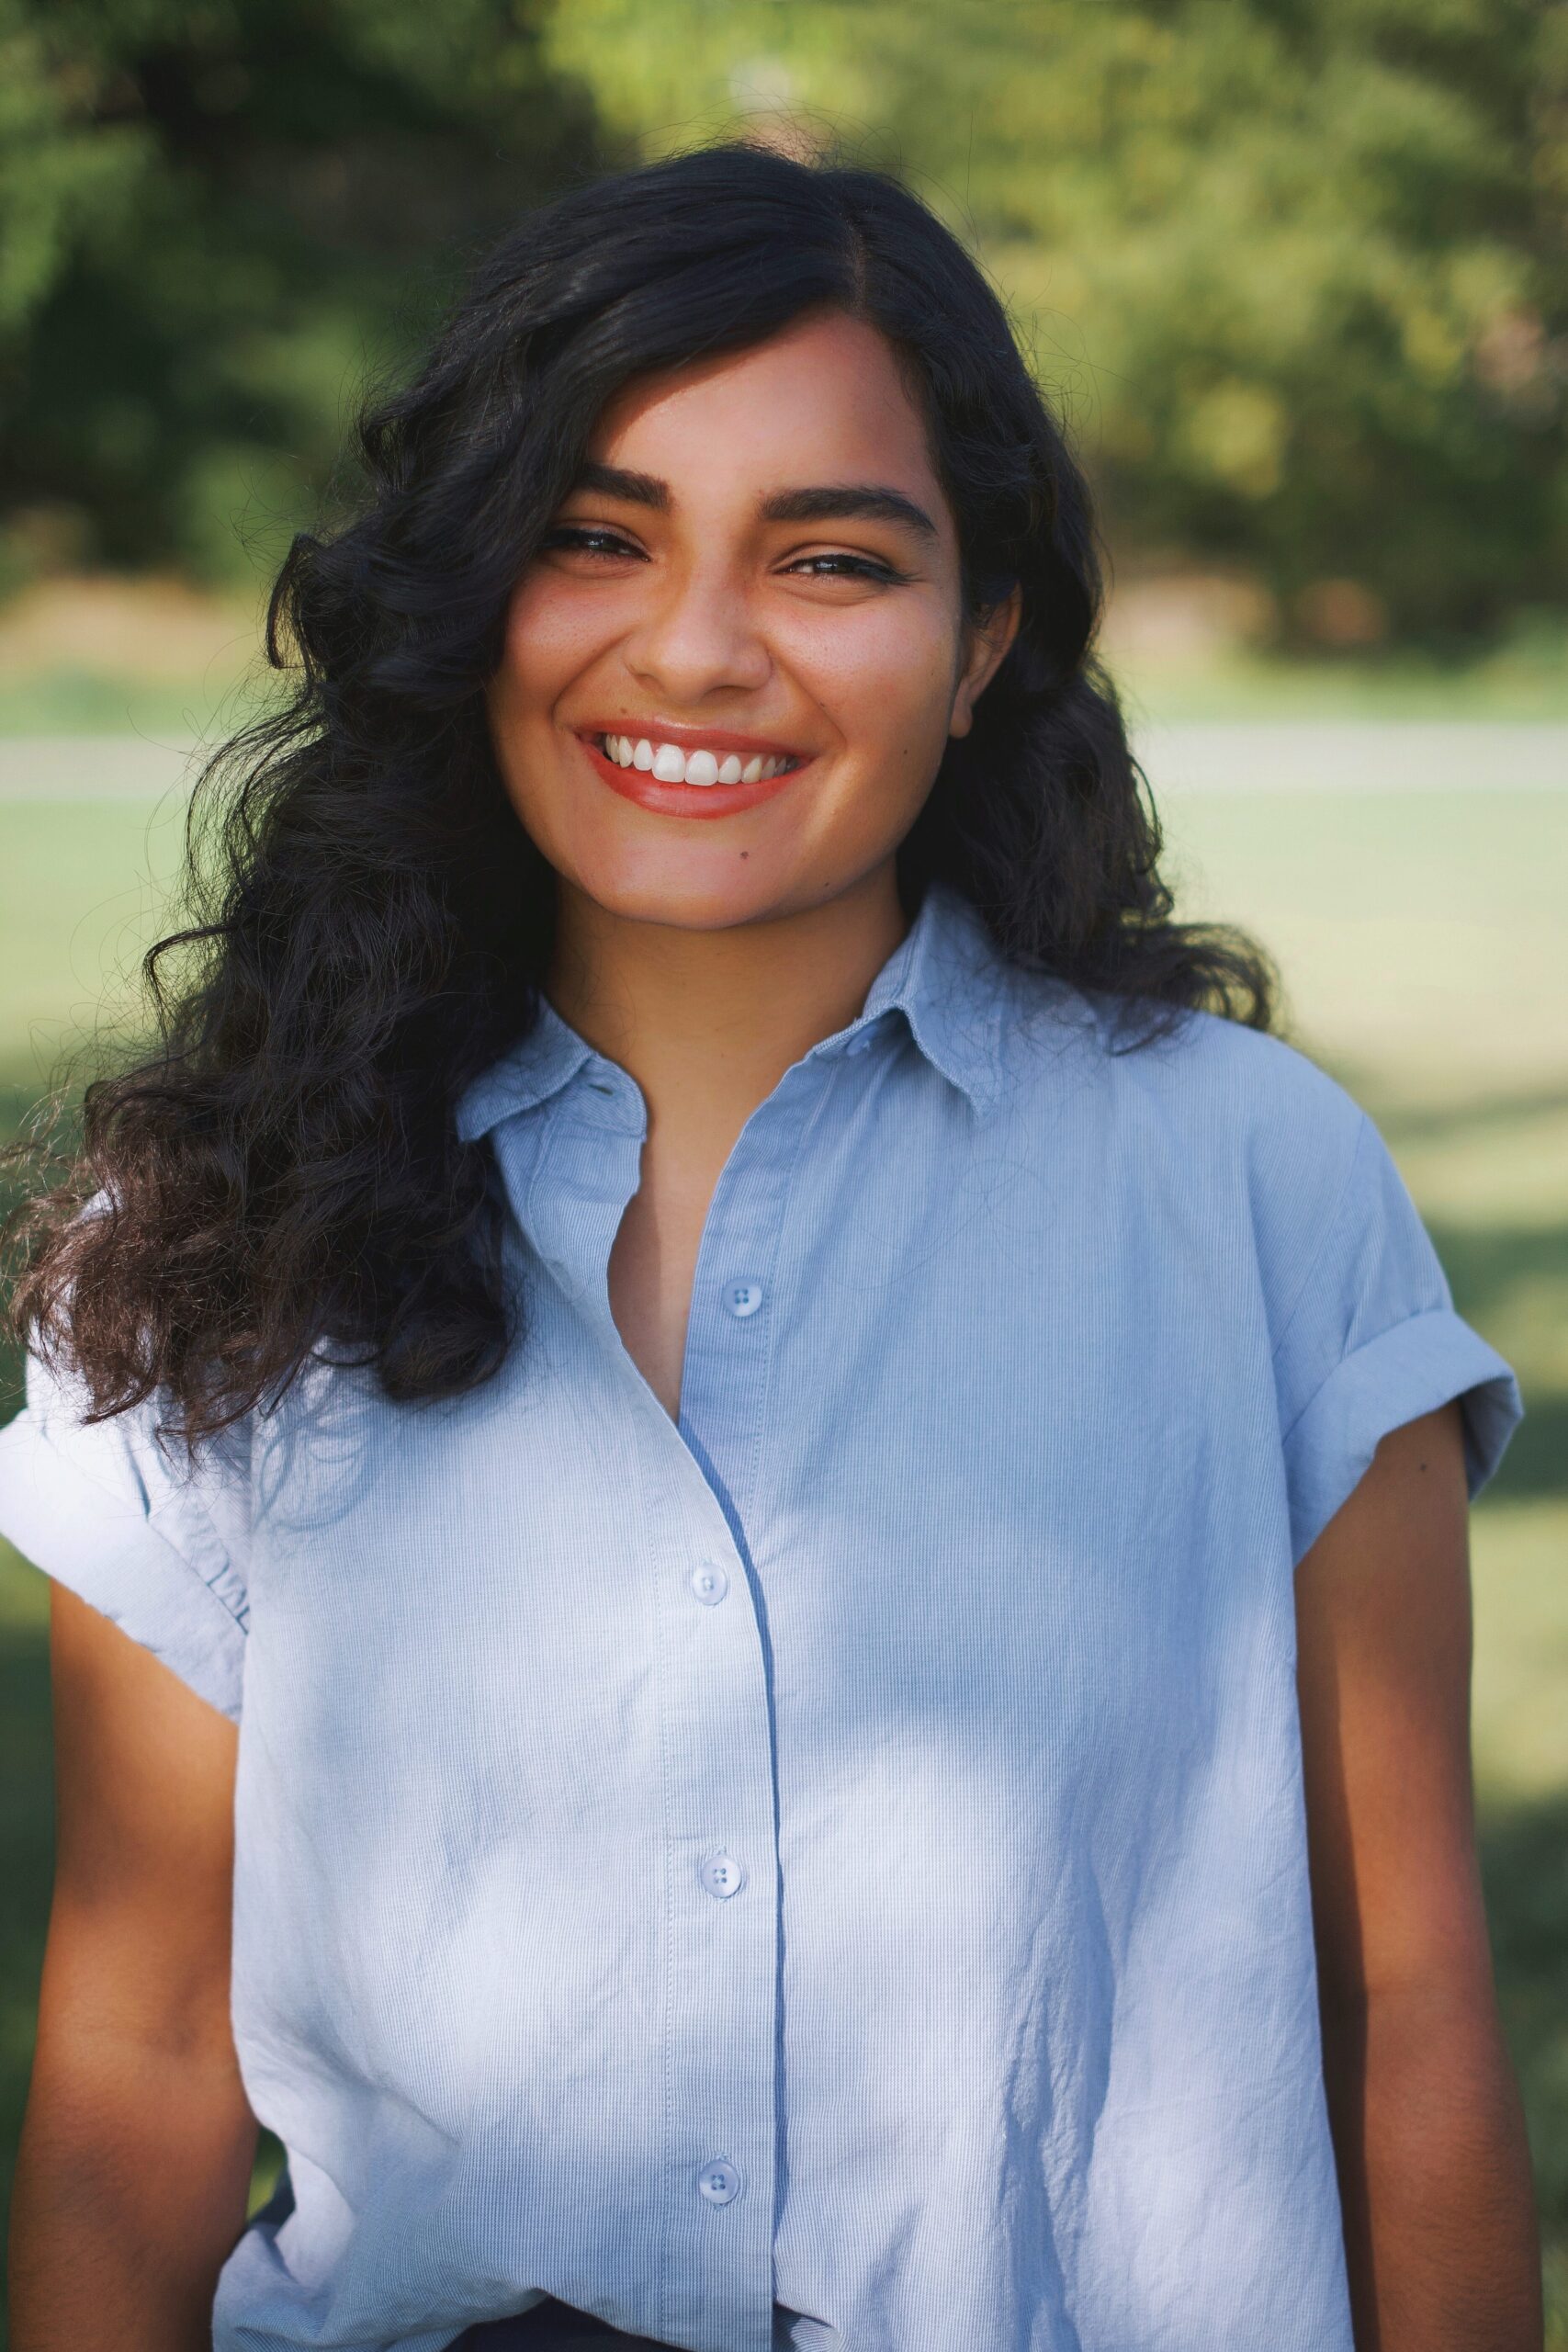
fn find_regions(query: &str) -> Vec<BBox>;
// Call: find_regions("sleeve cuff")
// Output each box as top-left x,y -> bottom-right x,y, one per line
1281,1306 -> 1524,1567
0,1413 -> 246,1723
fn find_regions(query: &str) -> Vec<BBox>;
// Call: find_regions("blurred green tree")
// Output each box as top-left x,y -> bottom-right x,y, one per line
546,0 -> 1568,650
0,0 -> 600,589
1,0 -> 1562,646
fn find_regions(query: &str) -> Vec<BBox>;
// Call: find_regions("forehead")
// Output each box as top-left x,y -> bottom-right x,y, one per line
584,309 -> 946,514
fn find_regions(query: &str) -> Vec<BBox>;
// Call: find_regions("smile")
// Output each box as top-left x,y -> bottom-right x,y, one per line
592,732 -> 804,787
574,724 -> 816,820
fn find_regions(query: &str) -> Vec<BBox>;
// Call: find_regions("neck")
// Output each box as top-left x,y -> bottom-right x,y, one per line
545,862 -> 910,1148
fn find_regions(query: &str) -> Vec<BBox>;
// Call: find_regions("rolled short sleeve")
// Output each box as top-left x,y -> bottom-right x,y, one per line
0,1341 -> 250,1722
1273,1108 -> 1523,1566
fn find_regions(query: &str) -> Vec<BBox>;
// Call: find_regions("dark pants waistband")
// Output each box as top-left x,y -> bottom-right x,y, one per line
452,2297 -> 682,2349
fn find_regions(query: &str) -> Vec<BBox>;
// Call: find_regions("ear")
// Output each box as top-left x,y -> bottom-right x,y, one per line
949,584 -> 1023,740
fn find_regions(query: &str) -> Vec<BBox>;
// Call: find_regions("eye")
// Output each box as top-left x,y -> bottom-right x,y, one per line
538,525 -> 645,560
782,549 -> 908,584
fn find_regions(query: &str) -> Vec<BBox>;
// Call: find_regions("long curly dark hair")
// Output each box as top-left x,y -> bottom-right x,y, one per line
4,139 -> 1277,1455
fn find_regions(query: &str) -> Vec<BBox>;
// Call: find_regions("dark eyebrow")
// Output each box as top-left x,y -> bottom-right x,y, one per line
566,461 -> 937,540
569,459 -> 669,509
760,483 -> 939,538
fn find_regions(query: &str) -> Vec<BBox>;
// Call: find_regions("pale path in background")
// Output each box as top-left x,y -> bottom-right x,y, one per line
1137,719 -> 1567,794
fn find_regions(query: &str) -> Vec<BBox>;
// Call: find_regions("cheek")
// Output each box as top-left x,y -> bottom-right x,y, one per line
495,574 -> 617,707
779,599 -> 959,748
487,582 -> 615,836
485,591 -> 581,846
759,606 -> 962,874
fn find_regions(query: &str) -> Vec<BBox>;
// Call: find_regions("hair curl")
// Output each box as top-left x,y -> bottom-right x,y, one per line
4,138 -> 1277,1455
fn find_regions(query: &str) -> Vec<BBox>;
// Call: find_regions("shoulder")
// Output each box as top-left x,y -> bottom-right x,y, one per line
1119,1001 -> 1370,1234
997,968 -> 1369,1216
991,972 -> 1393,1360
992,972 -> 1521,1554
0,1196 -> 257,1724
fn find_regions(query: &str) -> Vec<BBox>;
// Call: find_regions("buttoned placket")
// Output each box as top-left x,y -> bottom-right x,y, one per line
487,1041 -> 852,2352
648,1045 -> 852,2352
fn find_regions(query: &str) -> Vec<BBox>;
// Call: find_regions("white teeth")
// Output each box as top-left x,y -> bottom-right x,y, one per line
603,734 -> 799,786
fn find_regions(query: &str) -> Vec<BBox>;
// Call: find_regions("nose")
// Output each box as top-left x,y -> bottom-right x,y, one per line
621,557 -> 772,704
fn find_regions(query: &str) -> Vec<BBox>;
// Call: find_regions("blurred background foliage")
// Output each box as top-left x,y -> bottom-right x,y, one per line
546,0 -> 1568,651
0,0 -> 1563,652
0,0 -> 595,587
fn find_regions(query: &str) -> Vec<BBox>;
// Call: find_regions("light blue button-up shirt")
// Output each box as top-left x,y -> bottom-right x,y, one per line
0,878 -> 1523,2352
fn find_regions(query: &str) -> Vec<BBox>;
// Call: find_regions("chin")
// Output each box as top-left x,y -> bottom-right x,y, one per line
570,854 -> 802,933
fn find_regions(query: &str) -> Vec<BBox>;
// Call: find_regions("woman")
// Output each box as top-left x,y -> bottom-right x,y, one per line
0,142 -> 1540,2352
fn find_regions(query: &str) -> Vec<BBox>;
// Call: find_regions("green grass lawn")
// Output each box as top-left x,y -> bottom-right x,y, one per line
1,774 -> 1565,2337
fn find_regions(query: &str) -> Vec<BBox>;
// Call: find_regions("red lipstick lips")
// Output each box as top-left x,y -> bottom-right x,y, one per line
574,724 -> 815,820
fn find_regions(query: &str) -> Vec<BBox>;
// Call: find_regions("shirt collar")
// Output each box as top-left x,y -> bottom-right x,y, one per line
454,879 -> 1010,1145
850,879 -> 1009,1115
454,998 -> 596,1142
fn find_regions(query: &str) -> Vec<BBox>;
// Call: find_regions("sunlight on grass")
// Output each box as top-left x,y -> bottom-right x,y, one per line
1474,1504 -> 1568,1803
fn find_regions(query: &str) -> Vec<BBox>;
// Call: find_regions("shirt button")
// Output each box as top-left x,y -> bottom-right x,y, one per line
689,1562 -> 728,1606
698,1849 -> 747,1899
723,1279 -> 764,1318
696,2158 -> 741,2206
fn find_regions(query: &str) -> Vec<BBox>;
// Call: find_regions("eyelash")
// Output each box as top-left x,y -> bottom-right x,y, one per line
539,526 -> 907,584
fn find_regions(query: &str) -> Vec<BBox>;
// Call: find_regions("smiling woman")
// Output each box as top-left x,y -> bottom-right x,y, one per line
491,314 -> 1003,876
0,141 -> 1542,2352
0,139 -> 1274,1451
480,302 -> 1031,1413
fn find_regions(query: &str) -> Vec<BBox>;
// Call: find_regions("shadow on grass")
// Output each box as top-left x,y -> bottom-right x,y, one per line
1372,1080 -> 1568,1153
1482,1792 -> 1568,2339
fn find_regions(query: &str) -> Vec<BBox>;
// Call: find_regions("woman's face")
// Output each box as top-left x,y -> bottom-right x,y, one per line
485,307 -> 1020,932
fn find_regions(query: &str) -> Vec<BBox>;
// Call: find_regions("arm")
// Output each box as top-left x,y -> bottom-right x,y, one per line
8,1585 -> 259,2351
1295,1399 -> 1541,2351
